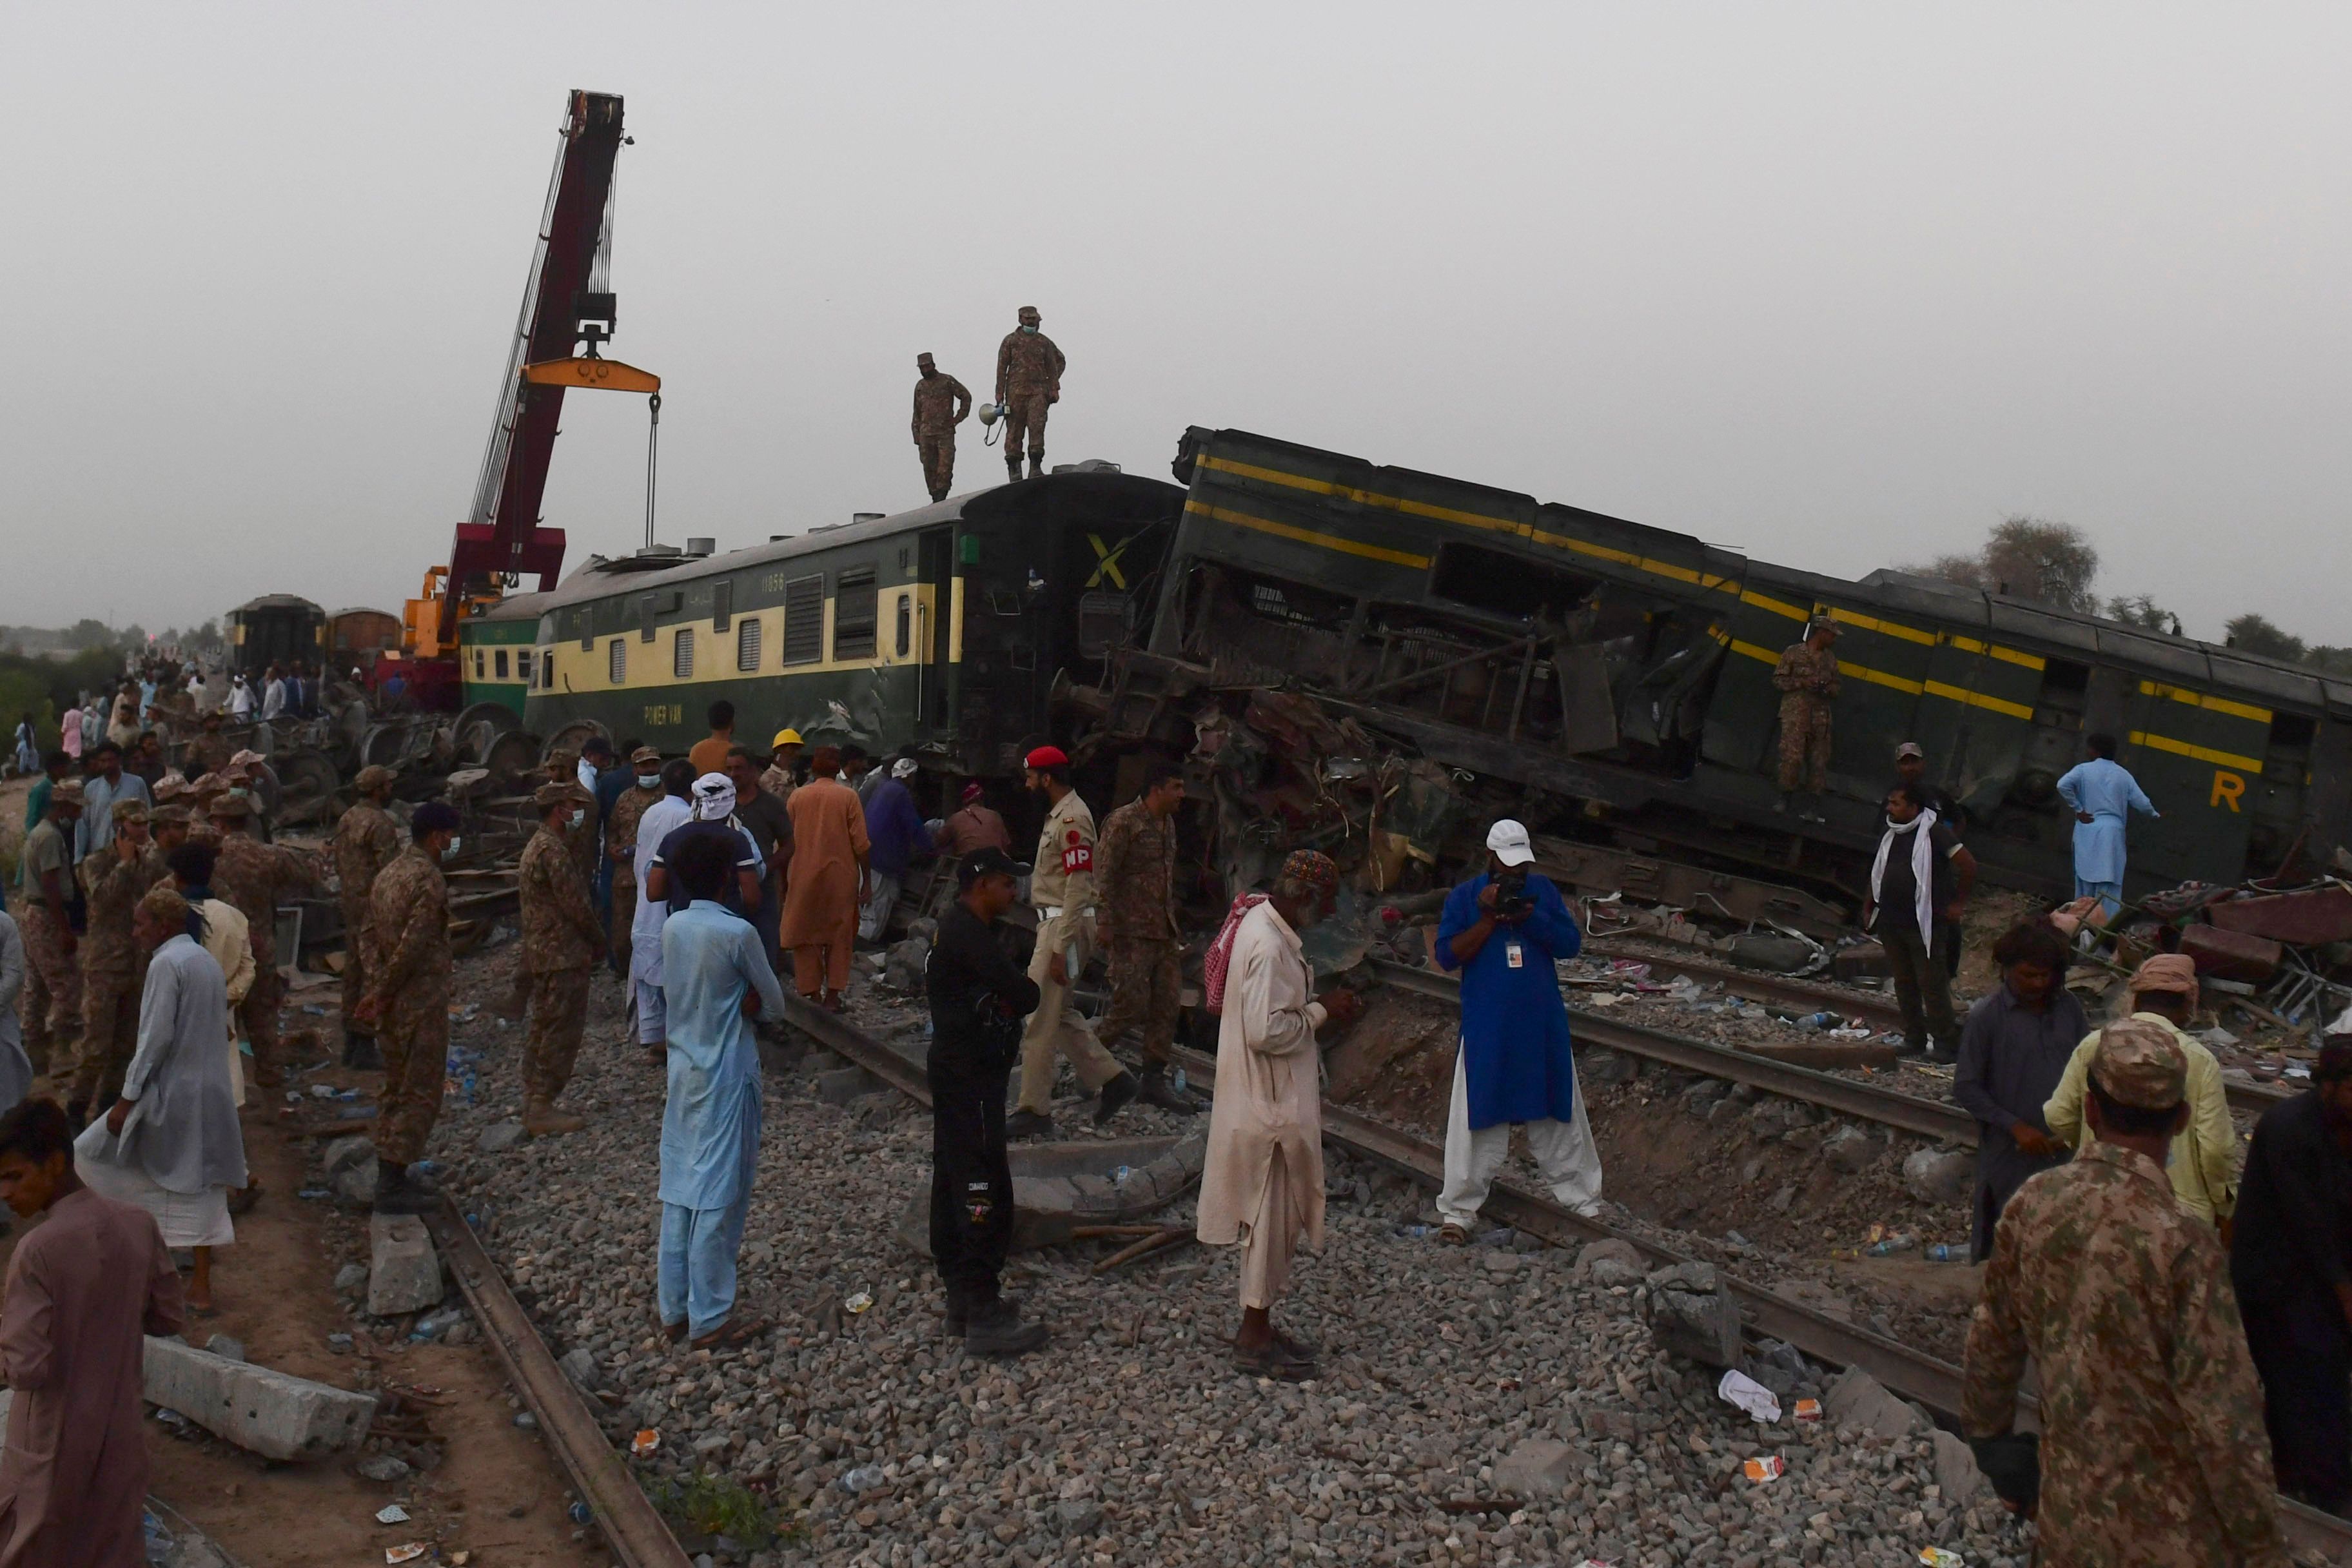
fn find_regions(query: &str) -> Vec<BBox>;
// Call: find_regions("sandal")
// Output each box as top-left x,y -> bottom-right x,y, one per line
688,1315 -> 774,1351
228,1182 -> 263,1217
1438,1222 -> 1470,1247
1232,1340 -> 1315,1382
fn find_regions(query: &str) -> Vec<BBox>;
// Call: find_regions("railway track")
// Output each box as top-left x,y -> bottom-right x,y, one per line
427,1199 -> 693,1568
781,994 -> 2352,1563
1382,957 -> 2295,1124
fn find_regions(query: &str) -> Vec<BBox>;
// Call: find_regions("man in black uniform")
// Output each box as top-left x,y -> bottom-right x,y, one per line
925,846 -> 1048,1357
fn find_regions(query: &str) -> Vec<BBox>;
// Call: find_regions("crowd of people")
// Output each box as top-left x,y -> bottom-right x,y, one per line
5,675 -> 2347,1561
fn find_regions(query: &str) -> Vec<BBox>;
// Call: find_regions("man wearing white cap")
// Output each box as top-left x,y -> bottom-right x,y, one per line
1429,820 -> 1603,1239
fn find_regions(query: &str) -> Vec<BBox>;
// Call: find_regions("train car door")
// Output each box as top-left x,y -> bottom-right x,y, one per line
2113,670 -> 2261,889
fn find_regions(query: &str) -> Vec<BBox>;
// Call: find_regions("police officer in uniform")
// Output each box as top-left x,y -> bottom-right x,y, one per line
1004,746 -> 1138,1139
993,306 -> 1066,482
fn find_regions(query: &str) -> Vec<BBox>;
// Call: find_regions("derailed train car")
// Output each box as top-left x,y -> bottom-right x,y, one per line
450,466 -> 1184,774
1110,426 -> 2349,906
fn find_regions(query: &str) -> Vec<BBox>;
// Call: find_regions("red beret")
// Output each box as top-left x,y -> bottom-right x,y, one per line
1024,745 -> 1070,769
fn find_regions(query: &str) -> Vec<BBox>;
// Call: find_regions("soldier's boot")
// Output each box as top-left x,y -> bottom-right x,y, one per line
522,1098 -> 587,1137
371,1159 -> 438,1216
1028,451 -> 1045,478
1136,1065 -> 1200,1115
963,1297 -> 1048,1358
343,1031 -> 384,1071
1003,1108 -> 1056,1141
1092,1068 -> 1141,1126
1006,455 -> 1024,484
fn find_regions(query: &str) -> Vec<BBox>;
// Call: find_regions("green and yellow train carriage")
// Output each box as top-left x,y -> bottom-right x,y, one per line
451,466 -> 1184,776
1153,426 -> 2352,904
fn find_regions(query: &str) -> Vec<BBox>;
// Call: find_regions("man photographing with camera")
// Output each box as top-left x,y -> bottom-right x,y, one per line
925,847 -> 1049,1357
1430,819 -> 1605,1241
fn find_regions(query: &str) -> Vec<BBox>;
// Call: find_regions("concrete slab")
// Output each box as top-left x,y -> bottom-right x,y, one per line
141,1337 -> 378,1460
368,1213 -> 445,1315
1494,1437 -> 1581,1499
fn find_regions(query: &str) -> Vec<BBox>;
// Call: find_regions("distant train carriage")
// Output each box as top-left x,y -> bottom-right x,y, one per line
453,467 -> 1184,771
326,607 -> 402,675
224,594 -> 327,680
1139,426 -> 2351,905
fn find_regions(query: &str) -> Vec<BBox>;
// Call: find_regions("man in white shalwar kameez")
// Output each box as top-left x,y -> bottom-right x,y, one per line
72,885 -> 247,1311
1195,850 -> 1359,1380
629,760 -> 695,1063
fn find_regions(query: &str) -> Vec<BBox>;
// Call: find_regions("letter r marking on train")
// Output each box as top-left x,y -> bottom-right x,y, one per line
2211,770 -> 2246,812
1086,534 -> 1130,590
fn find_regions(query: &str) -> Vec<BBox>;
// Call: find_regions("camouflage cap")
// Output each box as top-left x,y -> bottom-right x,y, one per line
112,799 -> 150,825
230,749 -> 264,769
208,794 -> 254,821
1807,615 -> 1839,638
917,351 -> 936,367
1018,305 -> 1041,320
190,772 -> 229,796
629,745 -> 663,766
2091,1017 -> 2187,1110
355,765 -> 397,792
50,778 -> 85,807
534,781 -> 591,810
153,775 -> 188,801
152,804 -> 191,828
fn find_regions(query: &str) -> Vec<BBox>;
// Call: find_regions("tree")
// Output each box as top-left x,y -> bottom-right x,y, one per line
2224,613 -> 2306,662
64,618 -> 112,650
2104,593 -> 2179,633
1982,517 -> 2101,613
1917,553 -> 1989,590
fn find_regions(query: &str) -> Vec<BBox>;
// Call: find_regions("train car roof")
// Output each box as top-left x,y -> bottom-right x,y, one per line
227,593 -> 326,616
473,468 -> 1184,626
327,605 -> 397,620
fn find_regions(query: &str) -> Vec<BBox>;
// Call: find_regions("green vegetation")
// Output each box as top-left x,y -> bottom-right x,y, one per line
645,1469 -> 801,1551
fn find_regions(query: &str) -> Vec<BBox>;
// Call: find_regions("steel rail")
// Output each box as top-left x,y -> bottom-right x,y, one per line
427,1199 -> 694,1568
789,997 -> 2352,1562
1372,959 -> 1979,1144
1576,943 -> 2295,1119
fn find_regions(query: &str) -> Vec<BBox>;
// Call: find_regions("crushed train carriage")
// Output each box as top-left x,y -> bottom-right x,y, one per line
1075,426 -> 2349,910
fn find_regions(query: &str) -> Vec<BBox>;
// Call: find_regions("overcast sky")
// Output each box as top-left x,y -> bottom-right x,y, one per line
7,3 -> 2346,645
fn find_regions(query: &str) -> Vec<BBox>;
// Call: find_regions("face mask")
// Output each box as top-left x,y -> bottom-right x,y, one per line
569,808 -> 586,829
442,836 -> 462,860
638,774 -> 660,790
1021,323 -> 1038,334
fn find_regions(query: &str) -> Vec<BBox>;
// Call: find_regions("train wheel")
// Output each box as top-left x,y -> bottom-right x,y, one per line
484,732 -> 539,787
452,702 -> 521,768
540,719 -> 609,767
277,749 -> 344,827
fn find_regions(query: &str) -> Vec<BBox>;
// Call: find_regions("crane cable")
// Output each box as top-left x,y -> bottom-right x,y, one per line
643,392 -> 662,551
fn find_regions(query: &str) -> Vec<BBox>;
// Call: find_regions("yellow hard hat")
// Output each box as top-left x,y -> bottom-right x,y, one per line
771,728 -> 804,748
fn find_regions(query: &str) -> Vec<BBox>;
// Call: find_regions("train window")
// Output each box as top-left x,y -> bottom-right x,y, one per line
673,628 -> 696,679
736,618 -> 762,671
894,593 -> 912,659
473,650 -> 485,680
712,580 -> 732,634
781,576 -> 825,665
1429,542 -> 1596,620
517,649 -> 533,684
834,568 -> 879,661
640,594 -> 658,643
608,638 -> 627,684
494,649 -> 509,680
1078,591 -> 1128,658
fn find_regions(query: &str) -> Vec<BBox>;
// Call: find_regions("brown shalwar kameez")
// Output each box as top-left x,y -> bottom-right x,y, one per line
779,777 -> 868,995
1196,901 -> 1328,1309
0,1186 -> 185,1567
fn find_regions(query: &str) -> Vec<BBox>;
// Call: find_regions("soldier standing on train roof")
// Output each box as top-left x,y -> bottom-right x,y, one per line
1771,616 -> 1840,820
911,353 -> 972,504
1004,746 -> 1139,1140
994,306 -> 1065,484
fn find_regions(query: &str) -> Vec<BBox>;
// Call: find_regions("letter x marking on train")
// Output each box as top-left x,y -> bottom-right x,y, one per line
1086,533 -> 1130,591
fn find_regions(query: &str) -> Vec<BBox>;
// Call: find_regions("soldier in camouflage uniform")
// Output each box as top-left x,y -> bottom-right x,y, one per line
993,306 -> 1066,482
517,782 -> 605,1136
1770,616 -> 1840,809
1093,763 -> 1199,1114
69,799 -> 166,1121
187,709 -> 235,779
208,794 -> 322,1086
15,778 -> 85,1077
333,765 -> 403,1069
605,745 -> 664,978
1963,1019 -> 2288,1565
911,352 -> 974,503
355,801 -> 460,1215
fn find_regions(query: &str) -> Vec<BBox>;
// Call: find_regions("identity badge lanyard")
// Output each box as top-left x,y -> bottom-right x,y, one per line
1505,940 -> 1524,970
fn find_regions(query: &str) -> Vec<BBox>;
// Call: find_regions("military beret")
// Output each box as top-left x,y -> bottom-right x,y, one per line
1024,745 -> 1069,770
534,781 -> 591,810
2091,1017 -> 2188,1111
208,794 -> 254,821
112,799 -> 150,825
355,765 -> 397,791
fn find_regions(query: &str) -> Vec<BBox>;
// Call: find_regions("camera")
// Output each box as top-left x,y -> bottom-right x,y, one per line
1490,868 -> 1534,921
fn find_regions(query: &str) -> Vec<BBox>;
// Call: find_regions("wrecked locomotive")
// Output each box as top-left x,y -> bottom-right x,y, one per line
451,466 -> 1183,773
1071,427 -> 2348,914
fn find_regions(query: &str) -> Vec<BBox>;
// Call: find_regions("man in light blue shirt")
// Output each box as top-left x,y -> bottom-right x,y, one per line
76,742 -> 151,863
656,833 -> 787,1349
2055,732 -> 2159,919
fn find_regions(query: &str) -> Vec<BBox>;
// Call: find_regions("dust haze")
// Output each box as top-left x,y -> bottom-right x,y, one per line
5,3 -> 2346,645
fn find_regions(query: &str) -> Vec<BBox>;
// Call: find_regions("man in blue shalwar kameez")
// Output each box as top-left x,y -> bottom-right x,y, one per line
2055,733 -> 2160,920
657,835 -> 788,1348
1431,819 -> 1604,1240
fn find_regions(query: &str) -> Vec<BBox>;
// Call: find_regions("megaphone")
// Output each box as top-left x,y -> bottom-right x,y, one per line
979,402 -> 1004,446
